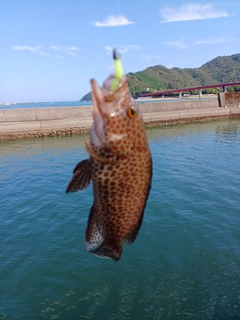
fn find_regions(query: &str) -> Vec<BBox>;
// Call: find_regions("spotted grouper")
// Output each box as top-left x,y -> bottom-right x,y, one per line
66,63 -> 152,261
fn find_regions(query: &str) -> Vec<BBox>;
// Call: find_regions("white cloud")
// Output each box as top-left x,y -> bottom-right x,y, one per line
167,64 -> 175,69
39,52 -> 50,57
94,15 -> 135,27
66,46 -> 78,51
194,37 -> 235,44
65,46 -> 78,57
50,45 -> 62,51
120,45 -> 142,54
104,46 -> 113,54
160,3 -> 229,23
11,45 -> 50,57
12,44 -> 80,58
11,45 -> 42,53
107,65 -> 115,72
163,39 -> 188,49
66,50 -> 77,57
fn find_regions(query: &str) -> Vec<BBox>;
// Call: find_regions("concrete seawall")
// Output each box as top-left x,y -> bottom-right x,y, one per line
1,97 -> 240,140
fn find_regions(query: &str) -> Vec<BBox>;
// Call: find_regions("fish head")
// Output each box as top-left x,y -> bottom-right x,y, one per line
90,75 -> 143,156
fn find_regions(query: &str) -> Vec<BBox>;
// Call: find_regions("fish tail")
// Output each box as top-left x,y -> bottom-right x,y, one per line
85,205 -> 104,251
90,240 -> 122,262
85,206 -> 122,261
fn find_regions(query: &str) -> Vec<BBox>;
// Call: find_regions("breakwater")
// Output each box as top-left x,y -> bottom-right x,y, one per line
1,96 -> 240,140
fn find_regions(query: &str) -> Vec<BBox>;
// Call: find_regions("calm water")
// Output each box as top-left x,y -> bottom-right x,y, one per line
0,97 -> 214,109
0,120 -> 240,320
0,101 -> 93,110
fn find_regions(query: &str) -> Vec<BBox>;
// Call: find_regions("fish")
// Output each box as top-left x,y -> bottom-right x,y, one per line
66,72 -> 152,261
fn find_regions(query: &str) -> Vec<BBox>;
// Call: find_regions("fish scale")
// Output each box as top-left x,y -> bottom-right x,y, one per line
67,70 -> 152,261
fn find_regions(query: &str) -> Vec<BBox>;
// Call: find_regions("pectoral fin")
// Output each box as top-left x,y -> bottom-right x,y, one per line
66,159 -> 92,192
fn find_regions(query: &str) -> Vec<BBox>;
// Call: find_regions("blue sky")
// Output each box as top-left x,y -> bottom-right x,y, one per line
1,0 -> 239,103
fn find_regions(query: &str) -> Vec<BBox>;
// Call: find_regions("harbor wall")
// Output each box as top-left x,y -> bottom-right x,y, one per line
1,97 -> 240,140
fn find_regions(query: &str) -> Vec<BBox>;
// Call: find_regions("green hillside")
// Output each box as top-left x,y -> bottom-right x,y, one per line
127,53 -> 240,96
80,53 -> 240,100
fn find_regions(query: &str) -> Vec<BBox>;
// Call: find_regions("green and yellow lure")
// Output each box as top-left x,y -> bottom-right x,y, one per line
111,49 -> 124,90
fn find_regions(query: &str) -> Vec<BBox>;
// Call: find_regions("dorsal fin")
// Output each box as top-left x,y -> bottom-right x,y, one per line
66,159 -> 92,192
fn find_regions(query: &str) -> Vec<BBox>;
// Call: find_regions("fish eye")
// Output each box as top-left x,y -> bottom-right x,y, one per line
127,106 -> 138,119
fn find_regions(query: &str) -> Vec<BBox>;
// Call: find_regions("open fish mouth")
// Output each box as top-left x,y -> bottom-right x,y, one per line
90,75 -> 129,147
90,75 -> 128,120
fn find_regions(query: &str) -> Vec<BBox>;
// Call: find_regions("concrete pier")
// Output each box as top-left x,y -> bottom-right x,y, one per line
1,95 -> 240,140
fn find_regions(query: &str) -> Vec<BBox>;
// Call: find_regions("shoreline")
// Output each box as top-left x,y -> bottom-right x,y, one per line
0,94 -> 217,108
1,113 -> 239,141
1,94 -> 240,140
1,114 -> 239,141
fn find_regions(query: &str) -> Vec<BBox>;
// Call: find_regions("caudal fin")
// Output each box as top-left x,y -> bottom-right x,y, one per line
85,205 -> 104,251
90,241 -> 122,262
85,205 -> 122,261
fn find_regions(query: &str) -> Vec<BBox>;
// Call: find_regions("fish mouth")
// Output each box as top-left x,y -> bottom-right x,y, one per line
90,75 -> 128,145
90,74 -> 128,120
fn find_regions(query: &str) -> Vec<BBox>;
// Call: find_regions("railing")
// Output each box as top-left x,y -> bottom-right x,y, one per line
139,81 -> 240,98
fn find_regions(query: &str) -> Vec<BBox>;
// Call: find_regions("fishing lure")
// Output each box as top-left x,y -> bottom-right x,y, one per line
111,49 -> 124,90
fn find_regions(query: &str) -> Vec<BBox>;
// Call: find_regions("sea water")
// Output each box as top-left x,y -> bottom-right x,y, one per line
0,120 -> 240,319
0,97 -> 215,110
0,101 -> 93,110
